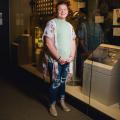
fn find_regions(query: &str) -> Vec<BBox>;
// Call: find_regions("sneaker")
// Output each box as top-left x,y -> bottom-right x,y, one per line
49,104 -> 58,117
60,101 -> 71,112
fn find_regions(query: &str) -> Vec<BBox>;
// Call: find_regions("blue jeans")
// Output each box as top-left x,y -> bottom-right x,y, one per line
48,62 -> 69,105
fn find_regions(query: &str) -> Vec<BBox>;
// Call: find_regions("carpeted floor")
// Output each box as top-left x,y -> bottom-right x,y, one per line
0,71 -> 93,120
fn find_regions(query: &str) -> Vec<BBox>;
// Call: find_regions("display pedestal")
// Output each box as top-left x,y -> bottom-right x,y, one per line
83,44 -> 120,105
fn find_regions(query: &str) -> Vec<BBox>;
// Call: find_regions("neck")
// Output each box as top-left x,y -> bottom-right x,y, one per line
57,17 -> 66,21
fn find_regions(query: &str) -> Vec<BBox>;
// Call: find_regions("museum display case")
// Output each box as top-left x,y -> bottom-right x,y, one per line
83,44 -> 120,106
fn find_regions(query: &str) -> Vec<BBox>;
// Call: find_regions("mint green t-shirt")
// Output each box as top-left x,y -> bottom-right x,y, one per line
55,19 -> 71,59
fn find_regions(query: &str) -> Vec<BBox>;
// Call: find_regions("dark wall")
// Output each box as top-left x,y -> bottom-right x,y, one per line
0,0 -> 10,67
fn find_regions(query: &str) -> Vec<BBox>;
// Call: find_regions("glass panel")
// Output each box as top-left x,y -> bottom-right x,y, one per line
86,0 -> 120,119
67,0 -> 120,119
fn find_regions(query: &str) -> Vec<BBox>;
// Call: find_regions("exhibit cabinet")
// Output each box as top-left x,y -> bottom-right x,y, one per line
4,0 -> 120,119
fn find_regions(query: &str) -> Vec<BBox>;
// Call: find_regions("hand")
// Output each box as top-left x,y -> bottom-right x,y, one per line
66,73 -> 73,82
66,56 -> 73,63
58,57 -> 66,65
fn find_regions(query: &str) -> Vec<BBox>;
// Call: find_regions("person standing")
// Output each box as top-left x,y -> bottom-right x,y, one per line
42,0 -> 76,117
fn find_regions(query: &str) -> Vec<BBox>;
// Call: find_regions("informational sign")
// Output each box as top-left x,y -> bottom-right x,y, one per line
113,9 -> 120,25
20,13 -> 24,26
113,27 -> 120,36
95,16 -> 104,23
16,13 -> 20,26
0,12 -> 3,25
16,13 -> 24,26
79,2 -> 86,8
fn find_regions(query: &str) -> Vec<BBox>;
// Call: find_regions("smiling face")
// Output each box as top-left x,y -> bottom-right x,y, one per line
57,4 -> 68,20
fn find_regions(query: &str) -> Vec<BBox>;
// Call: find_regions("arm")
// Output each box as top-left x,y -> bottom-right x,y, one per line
66,25 -> 76,63
70,39 -> 76,60
45,36 -> 59,60
66,39 -> 76,63
66,40 -> 76,80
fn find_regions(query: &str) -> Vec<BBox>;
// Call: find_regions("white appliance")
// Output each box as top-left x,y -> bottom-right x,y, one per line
83,44 -> 120,105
